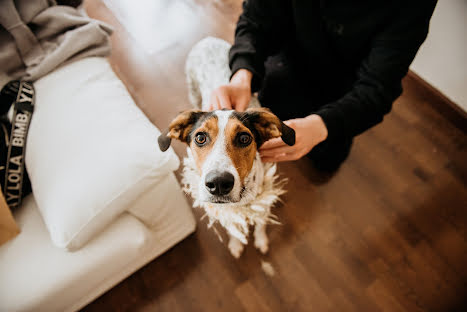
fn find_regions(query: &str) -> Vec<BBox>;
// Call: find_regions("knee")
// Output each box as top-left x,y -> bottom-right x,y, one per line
307,137 -> 353,172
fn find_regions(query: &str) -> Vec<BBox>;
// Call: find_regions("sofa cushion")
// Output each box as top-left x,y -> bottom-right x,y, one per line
0,185 -> 195,312
25,57 -> 179,250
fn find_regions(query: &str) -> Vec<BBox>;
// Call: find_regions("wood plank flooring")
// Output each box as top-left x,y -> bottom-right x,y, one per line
83,1 -> 467,311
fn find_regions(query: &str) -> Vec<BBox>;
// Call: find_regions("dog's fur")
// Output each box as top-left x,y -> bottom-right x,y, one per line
157,37 -> 295,257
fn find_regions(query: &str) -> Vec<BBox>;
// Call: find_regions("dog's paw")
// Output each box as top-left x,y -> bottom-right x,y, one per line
228,237 -> 245,258
254,225 -> 269,254
254,233 -> 269,254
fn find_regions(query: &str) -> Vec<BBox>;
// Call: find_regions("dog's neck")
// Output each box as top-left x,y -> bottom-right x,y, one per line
182,148 -> 284,243
238,152 -> 265,204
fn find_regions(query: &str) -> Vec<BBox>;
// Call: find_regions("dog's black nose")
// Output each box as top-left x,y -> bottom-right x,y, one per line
205,171 -> 234,196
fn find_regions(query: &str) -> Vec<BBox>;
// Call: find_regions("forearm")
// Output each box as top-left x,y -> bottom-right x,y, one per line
228,13 -> 268,92
306,114 -> 328,144
315,84 -> 396,142
229,0 -> 292,92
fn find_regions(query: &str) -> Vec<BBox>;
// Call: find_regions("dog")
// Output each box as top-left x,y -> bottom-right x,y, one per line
157,37 -> 295,257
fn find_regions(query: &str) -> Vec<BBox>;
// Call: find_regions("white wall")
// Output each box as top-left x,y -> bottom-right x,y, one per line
410,0 -> 467,112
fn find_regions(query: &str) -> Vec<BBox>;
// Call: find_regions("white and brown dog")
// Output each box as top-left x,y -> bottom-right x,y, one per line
157,37 -> 295,257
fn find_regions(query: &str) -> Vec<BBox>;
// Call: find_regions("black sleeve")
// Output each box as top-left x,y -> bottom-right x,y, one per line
228,0 -> 292,92
315,0 -> 437,142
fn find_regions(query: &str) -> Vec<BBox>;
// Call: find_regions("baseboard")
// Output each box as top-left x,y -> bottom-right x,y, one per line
406,71 -> 467,133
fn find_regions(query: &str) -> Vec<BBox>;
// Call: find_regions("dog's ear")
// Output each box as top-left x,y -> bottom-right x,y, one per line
242,107 -> 295,147
157,128 -> 172,152
158,109 -> 206,151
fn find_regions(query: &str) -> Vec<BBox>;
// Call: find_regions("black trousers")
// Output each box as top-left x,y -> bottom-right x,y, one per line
258,53 -> 353,171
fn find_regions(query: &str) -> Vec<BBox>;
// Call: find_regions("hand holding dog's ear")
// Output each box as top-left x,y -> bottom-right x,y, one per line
259,114 -> 328,162
244,107 -> 296,146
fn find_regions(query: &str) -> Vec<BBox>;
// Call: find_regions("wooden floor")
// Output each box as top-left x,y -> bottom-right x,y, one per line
83,1 -> 467,311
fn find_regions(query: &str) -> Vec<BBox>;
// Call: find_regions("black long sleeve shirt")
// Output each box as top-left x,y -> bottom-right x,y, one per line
229,0 -> 437,141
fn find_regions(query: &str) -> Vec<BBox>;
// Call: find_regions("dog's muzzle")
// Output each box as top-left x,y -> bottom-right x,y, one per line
205,170 -> 234,198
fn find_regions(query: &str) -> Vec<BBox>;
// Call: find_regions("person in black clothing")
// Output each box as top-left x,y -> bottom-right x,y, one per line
209,0 -> 437,171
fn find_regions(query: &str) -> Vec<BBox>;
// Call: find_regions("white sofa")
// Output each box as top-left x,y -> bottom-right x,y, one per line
0,57 -> 196,311
0,176 -> 195,311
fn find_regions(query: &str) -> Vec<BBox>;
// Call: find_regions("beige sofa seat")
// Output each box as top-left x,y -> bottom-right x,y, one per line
0,173 -> 195,311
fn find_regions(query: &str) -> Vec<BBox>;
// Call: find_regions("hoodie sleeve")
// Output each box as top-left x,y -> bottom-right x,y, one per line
228,0 -> 293,92
315,0 -> 437,141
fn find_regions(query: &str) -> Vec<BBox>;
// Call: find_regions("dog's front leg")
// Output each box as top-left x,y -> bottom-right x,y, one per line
254,223 -> 269,254
228,235 -> 245,258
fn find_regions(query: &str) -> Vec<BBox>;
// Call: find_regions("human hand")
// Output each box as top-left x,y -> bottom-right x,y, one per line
259,114 -> 328,162
209,69 -> 252,111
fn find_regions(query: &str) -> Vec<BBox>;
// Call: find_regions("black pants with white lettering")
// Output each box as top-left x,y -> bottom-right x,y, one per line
258,53 -> 353,172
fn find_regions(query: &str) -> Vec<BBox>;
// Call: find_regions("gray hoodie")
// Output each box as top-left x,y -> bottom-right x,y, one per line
0,0 -> 113,89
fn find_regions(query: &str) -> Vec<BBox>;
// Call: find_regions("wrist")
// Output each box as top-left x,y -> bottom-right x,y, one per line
231,69 -> 252,89
306,114 -> 328,143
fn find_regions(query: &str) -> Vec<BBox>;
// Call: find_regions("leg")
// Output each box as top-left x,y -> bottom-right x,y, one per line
228,235 -> 245,258
254,223 -> 269,254
307,136 -> 353,172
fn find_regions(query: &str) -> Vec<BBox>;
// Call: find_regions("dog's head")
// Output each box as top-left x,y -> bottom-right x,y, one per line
158,108 -> 295,204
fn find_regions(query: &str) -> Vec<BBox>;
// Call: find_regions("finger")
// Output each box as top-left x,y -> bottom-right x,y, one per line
207,100 -> 214,111
217,92 -> 232,110
260,156 -> 277,163
259,145 -> 295,157
209,92 -> 219,111
259,137 -> 286,150
235,95 -> 250,112
214,95 -> 222,110
261,152 -> 296,163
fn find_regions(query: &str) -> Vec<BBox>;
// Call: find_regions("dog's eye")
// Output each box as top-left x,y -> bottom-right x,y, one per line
194,132 -> 207,146
237,132 -> 252,146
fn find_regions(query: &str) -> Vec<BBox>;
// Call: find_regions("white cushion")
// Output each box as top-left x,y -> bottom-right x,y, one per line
25,57 -> 179,250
